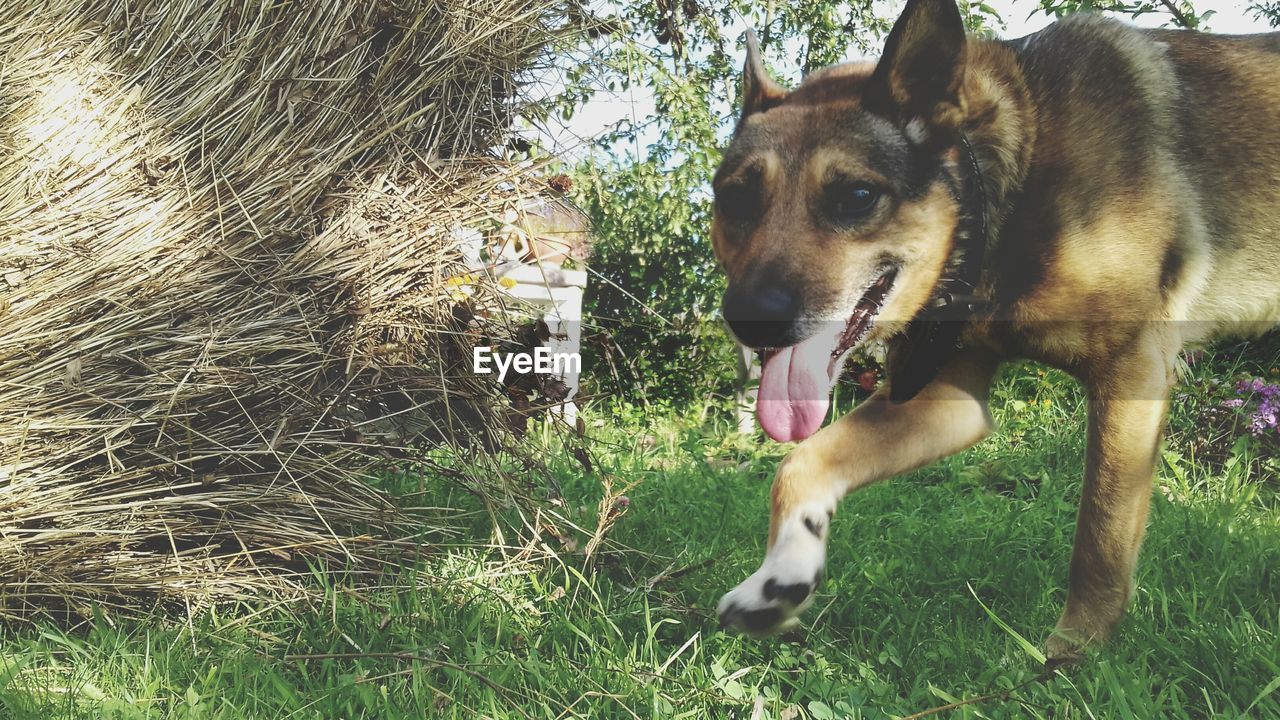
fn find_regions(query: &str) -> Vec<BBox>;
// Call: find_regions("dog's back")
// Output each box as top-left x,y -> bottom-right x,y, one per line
1156,28 -> 1280,334
1001,17 -> 1280,343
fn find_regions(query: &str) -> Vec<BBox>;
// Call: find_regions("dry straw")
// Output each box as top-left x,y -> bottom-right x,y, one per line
0,0 -> 579,619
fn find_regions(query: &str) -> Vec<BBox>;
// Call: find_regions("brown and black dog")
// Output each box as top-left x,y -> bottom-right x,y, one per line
712,0 -> 1280,663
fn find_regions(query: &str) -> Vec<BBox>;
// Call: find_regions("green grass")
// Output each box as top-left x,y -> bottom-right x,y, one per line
1,360 -> 1278,719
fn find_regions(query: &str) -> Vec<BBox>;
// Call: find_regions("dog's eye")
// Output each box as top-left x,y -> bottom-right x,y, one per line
716,182 -> 760,227
824,182 -> 881,225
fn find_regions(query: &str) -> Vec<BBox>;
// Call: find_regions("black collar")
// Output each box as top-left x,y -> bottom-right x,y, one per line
887,133 -> 991,403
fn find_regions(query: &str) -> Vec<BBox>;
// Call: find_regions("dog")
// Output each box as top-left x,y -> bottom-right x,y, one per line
711,0 -> 1280,664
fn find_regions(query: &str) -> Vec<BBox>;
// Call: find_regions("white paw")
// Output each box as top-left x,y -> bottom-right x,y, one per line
717,504 -> 830,635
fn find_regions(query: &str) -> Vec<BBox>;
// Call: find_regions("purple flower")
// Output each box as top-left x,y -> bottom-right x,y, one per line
1237,378 -> 1267,394
1229,377 -> 1280,436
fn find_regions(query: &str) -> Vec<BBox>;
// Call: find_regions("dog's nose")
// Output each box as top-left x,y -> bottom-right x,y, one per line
723,284 -> 802,348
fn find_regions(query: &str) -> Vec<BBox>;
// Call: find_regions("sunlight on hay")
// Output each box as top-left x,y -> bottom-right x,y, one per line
26,69 -> 108,168
0,0 -> 581,620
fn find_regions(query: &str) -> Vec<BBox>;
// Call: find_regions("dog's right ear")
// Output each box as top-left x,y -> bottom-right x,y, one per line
740,30 -> 786,119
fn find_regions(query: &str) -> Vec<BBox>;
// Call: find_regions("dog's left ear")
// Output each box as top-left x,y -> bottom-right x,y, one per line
740,29 -> 787,119
865,0 -> 967,135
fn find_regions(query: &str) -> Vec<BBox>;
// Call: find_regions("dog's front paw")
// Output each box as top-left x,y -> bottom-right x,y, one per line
717,506 -> 829,635
1043,630 -> 1087,670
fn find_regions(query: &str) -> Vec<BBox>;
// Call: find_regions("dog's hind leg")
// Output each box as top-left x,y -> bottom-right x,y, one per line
717,348 -> 999,635
1046,328 -> 1178,666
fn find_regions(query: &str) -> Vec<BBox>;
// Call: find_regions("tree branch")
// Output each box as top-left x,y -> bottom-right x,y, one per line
1158,0 -> 1196,29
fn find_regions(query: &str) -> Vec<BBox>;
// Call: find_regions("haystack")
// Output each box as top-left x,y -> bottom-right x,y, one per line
0,0 -> 580,618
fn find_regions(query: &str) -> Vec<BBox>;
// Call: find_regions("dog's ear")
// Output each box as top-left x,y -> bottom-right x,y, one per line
740,29 -> 786,119
865,0 -> 967,135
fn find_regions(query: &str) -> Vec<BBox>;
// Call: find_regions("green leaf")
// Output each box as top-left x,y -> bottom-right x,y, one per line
808,700 -> 836,719
967,583 -> 1047,664
1247,675 -> 1280,713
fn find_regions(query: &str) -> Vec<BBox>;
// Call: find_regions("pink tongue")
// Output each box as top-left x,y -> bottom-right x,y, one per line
757,331 -> 837,443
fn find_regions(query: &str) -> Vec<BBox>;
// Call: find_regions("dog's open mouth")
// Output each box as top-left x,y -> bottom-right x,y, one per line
833,267 -> 897,359
757,267 -> 898,443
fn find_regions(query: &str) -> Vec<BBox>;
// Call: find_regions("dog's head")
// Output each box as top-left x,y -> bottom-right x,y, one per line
713,0 -> 971,442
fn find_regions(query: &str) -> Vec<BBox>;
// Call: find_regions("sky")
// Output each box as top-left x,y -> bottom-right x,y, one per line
532,0 -> 1272,157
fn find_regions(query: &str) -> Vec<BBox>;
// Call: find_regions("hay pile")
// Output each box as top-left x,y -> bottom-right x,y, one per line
0,0 -> 579,618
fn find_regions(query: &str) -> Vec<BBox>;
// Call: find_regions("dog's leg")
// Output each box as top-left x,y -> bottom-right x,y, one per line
717,350 -> 999,634
1046,330 -> 1177,665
